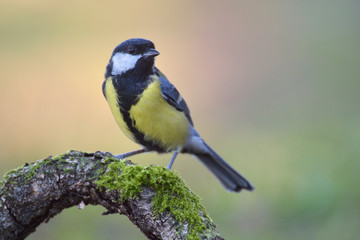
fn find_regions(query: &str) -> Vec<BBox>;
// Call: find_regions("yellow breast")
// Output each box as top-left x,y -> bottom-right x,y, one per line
104,77 -> 135,142
129,79 -> 190,151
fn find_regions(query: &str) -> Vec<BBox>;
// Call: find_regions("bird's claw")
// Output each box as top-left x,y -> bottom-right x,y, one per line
114,154 -> 126,159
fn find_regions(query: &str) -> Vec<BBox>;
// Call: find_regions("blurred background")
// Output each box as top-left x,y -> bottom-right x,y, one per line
1,0 -> 359,239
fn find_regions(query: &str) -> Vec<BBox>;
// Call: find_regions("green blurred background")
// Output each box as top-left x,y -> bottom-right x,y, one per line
1,0 -> 359,239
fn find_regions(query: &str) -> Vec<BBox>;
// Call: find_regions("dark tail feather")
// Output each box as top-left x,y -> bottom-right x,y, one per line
193,142 -> 254,192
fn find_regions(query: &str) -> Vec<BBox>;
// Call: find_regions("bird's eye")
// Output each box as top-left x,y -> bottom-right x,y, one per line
128,48 -> 136,55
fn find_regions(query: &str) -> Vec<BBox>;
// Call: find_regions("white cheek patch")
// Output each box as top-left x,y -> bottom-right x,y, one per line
111,52 -> 141,75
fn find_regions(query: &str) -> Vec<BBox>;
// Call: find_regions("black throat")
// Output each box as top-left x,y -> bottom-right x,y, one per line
105,54 -> 156,109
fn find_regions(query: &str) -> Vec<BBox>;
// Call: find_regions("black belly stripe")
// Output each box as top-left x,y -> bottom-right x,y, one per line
112,75 -> 167,152
120,108 -> 166,152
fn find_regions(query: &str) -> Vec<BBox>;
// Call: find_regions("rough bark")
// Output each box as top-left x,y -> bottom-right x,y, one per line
0,151 -> 223,240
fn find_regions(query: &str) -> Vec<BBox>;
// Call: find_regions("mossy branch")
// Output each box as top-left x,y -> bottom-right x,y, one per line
0,150 -> 223,240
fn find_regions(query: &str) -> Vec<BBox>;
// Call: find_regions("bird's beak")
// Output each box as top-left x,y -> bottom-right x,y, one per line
143,48 -> 160,59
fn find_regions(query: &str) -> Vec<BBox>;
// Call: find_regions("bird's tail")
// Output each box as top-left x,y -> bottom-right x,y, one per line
191,141 -> 254,192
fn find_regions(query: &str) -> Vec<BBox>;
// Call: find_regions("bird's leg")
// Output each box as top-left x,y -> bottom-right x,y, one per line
114,148 -> 148,159
167,151 -> 179,170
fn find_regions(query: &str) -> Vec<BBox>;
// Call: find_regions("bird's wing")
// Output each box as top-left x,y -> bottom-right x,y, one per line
102,79 -> 107,99
155,68 -> 194,126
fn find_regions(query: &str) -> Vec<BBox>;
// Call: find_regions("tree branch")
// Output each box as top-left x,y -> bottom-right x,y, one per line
0,151 -> 223,240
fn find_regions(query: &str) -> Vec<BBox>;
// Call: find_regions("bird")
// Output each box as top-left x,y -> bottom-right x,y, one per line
102,38 -> 254,192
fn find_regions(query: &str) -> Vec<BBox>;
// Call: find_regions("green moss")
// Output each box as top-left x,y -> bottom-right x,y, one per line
53,151 -> 78,163
1,152 -> 73,187
50,151 -> 81,175
26,162 -> 43,181
0,163 -> 27,187
95,158 -> 209,239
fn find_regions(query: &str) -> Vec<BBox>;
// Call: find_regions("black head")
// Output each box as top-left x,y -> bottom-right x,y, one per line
105,38 -> 159,77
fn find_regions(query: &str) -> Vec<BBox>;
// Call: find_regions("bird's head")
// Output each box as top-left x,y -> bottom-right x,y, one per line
105,38 -> 159,77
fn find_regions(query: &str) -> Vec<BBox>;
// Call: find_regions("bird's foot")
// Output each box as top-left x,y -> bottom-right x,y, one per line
113,148 -> 148,160
167,151 -> 179,170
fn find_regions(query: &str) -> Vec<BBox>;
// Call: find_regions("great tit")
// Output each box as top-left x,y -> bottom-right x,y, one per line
102,38 -> 254,192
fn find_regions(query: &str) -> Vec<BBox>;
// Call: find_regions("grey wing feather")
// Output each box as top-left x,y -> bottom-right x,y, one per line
155,68 -> 194,126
